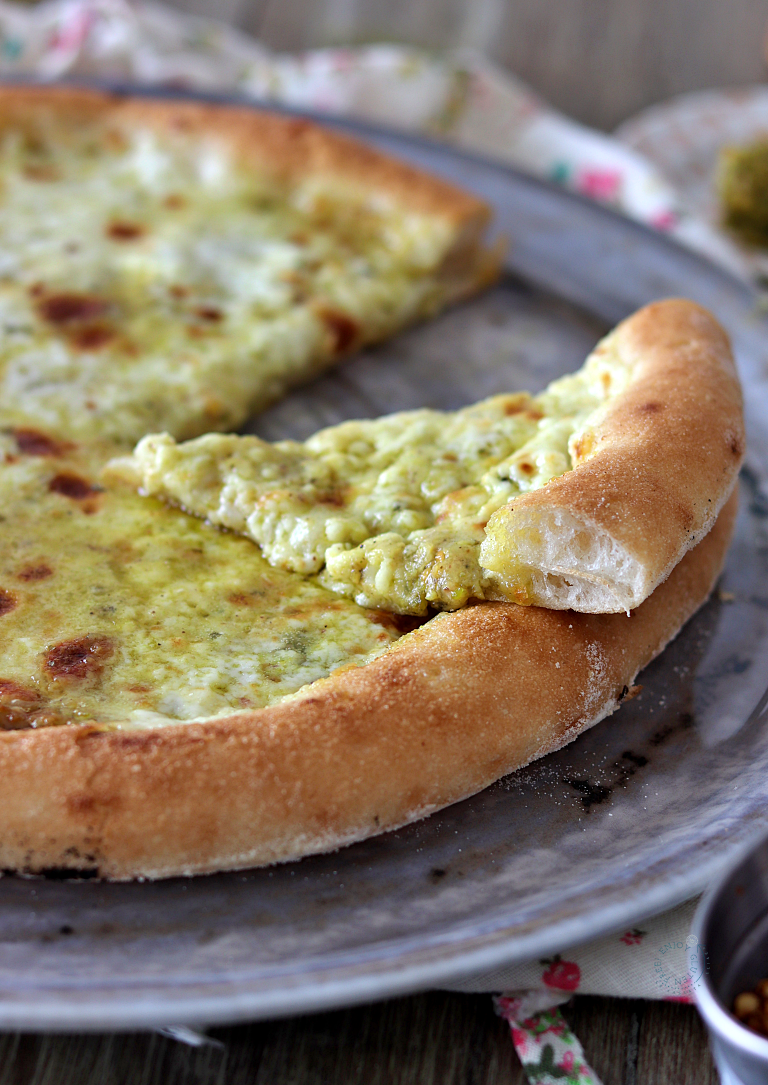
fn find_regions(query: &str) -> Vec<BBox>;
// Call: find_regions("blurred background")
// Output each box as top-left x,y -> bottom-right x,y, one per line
163,0 -> 768,130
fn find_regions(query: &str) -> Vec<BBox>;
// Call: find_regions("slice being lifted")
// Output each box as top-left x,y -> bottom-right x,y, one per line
112,299 -> 744,615
0,87 -> 497,452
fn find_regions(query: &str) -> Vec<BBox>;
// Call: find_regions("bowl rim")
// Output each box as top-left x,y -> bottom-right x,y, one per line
692,826 -> 768,1058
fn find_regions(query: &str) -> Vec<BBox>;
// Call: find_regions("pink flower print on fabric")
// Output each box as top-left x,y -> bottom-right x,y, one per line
560,1049 -> 576,1073
619,928 -> 647,946
649,209 -> 678,231
576,168 -> 623,203
48,6 -> 94,54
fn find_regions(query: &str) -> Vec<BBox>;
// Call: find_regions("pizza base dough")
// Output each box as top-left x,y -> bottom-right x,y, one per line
0,490 -> 736,880
482,300 -> 745,612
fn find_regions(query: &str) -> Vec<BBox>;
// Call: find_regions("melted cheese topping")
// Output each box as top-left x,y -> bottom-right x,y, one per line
0,116 -> 458,447
112,333 -> 633,614
0,441 -> 403,731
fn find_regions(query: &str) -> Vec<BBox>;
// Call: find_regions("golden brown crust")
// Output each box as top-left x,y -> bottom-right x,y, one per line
0,85 -> 489,226
0,491 -> 736,880
482,300 -> 744,611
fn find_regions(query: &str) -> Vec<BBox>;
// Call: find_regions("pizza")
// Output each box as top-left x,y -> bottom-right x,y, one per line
109,300 -> 743,616
0,86 -> 497,458
0,488 -> 737,878
0,88 -> 744,880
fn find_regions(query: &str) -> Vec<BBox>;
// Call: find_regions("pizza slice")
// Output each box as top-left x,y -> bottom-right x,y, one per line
0,422 -> 737,877
0,87 -> 497,453
110,300 -> 744,615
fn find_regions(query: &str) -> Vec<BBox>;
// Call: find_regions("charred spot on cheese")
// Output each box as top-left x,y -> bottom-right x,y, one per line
23,163 -> 60,182
48,472 -> 100,500
0,588 -> 16,615
228,591 -> 254,606
69,323 -> 116,351
12,428 -> 74,457
194,306 -> 223,323
44,635 -> 114,681
37,292 -> 109,326
319,309 -> 360,355
106,221 -> 145,241
0,679 -> 43,730
17,563 -> 53,581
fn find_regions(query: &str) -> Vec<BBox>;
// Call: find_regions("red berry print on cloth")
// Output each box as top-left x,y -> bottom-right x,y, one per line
619,928 -> 647,947
540,955 -> 581,992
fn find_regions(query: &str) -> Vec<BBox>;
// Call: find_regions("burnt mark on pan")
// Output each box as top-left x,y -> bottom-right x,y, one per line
649,710 -> 695,748
564,750 -> 650,810
563,778 -> 611,810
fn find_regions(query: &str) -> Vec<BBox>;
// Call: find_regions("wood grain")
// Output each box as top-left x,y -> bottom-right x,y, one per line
0,994 -> 719,1084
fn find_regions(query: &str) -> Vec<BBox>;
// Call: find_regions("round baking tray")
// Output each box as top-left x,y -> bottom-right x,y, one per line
2,89 -> 768,1031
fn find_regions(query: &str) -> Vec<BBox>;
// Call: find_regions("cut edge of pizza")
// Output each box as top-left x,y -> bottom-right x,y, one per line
106,299 -> 744,617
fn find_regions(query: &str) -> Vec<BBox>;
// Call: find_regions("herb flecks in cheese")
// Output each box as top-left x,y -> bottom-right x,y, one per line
0,448 -> 402,732
113,332 -> 632,615
0,118 -> 460,447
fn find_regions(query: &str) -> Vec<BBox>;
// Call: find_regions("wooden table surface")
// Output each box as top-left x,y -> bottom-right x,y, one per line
0,994 -> 720,1084
2,2 -> 756,1080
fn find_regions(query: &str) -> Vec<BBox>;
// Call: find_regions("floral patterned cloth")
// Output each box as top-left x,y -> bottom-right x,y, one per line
495,1001 -> 604,1085
0,3 -> 718,1078
456,899 -> 704,1083
0,0 -> 732,272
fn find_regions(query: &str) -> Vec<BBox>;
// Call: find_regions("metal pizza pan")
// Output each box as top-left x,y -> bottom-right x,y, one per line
0,95 -> 767,1030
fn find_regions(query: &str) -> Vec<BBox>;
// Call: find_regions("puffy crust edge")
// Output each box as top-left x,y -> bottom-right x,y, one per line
482,299 -> 745,612
0,491 -> 737,880
0,85 -> 491,226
